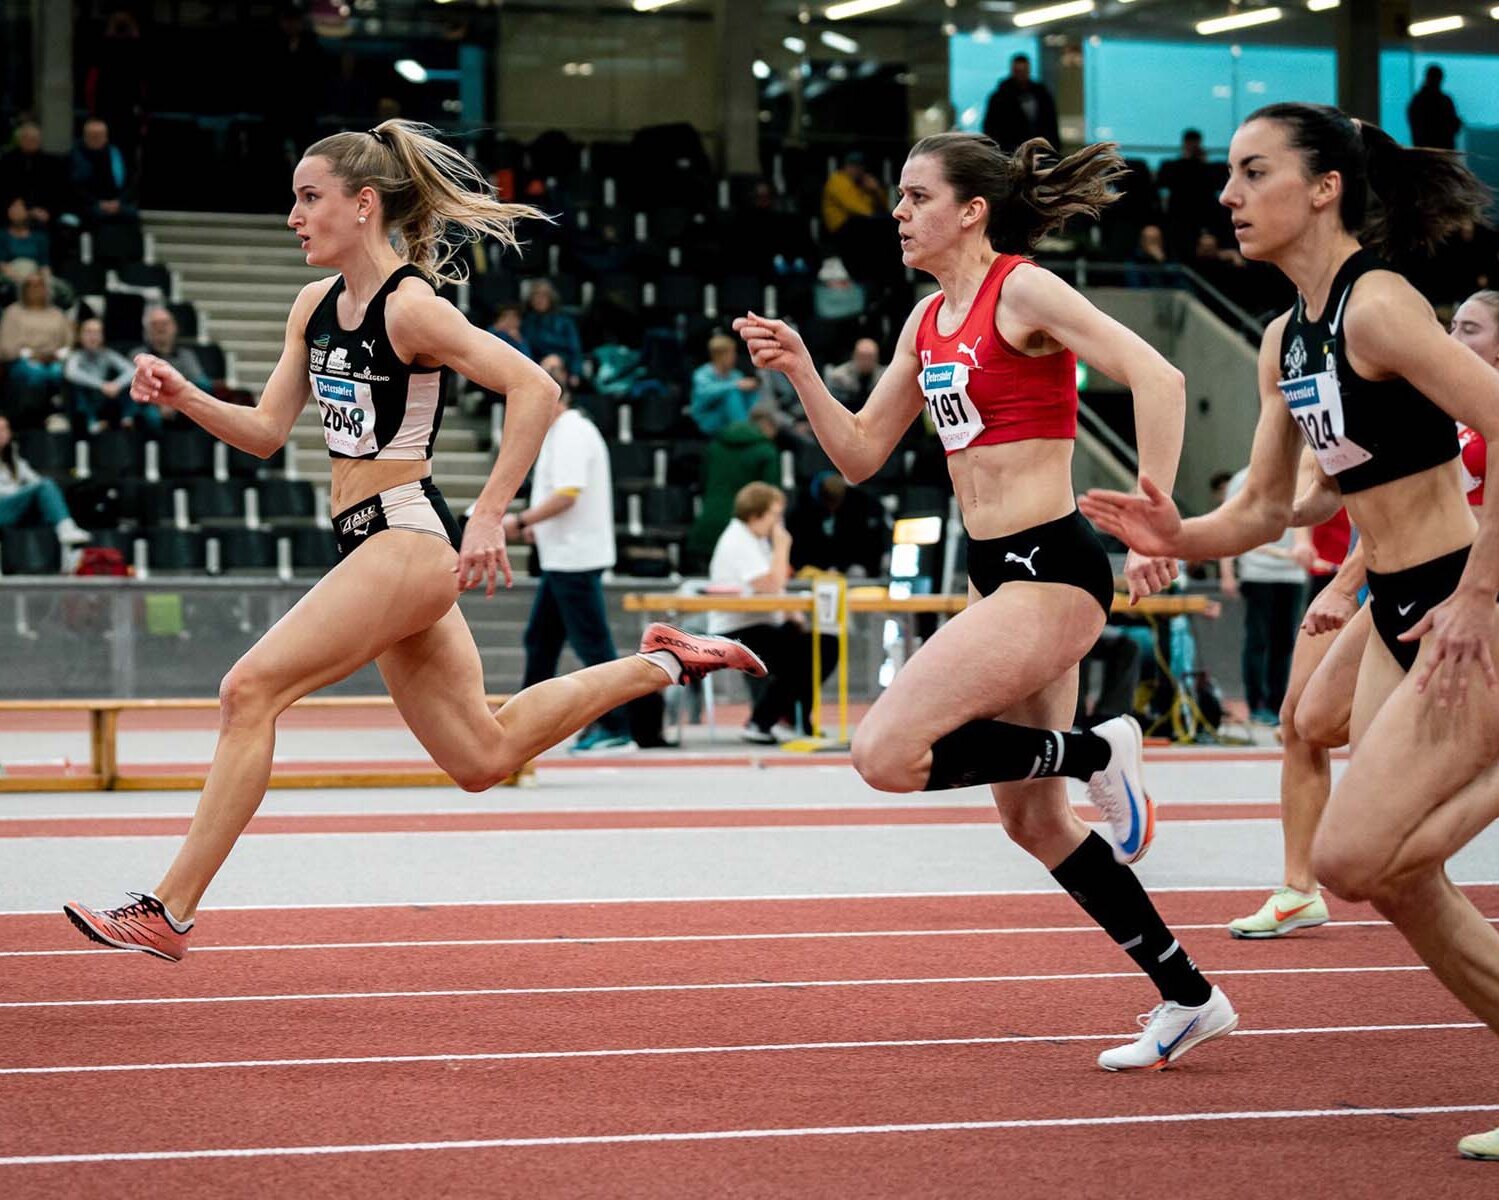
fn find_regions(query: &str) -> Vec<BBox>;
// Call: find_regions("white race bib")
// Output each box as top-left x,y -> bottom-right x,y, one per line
313,374 -> 378,457
1277,370 -> 1373,475
920,360 -> 984,452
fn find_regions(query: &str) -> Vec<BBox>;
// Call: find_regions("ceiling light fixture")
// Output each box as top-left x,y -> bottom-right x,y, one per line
1013,0 -> 1095,27
1408,15 -> 1464,35
826,0 -> 902,18
1196,7 -> 1282,35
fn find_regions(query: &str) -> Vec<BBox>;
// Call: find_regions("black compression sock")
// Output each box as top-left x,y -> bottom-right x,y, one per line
924,719 -> 1110,790
1051,832 -> 1212,1007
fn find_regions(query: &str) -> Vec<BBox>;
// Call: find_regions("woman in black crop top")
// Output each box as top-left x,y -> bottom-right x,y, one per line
62,121 -> 767,962
1082,103 -> 1499,1159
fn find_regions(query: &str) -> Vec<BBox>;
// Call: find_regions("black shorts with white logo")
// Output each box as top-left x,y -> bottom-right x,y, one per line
332,478 -> 461,560
1366,543 -> 1471,672
965,509 -> 1116,619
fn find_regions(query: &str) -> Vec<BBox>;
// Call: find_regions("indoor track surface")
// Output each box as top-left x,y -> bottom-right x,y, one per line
3,743 -> 1499,1198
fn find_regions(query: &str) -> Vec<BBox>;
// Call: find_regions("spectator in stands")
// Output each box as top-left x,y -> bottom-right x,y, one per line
823,337 -> 885,412
685,398 -> 781,571
981,54 -> 1060,154
1219,464 -> 1308,726
70,117 -> 135,228
263,6 -> 325,165
0,272 -> 72,429
64,316 -> 134,434
1,196 -> 50,286
0,414 -> 90,546
521,279 -> 582,385
1408,64 -> 1461,150
708,481 -> 837,742
502,383 -> 634,754
488,302 -> 532,359
0,120 -> 67,228
1157,129 -> 1228,260
130,306 -> 210,429
821,153 -> 892,282
82,10 -> 147,158
1074,625 -> 1144,729
785,471 -> 887,578
691,333 -> 758,436
734,179 -> 813,280
1191,230 -> 1251,303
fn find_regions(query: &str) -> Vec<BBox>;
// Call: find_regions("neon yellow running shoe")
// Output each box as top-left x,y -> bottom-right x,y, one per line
1227,887 -> 1329,940
1459,1127 -> 1499,1160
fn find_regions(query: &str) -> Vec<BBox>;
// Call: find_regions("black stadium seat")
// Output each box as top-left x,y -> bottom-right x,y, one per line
159,428 -> 215,477
280,526 -> 338,570
17,430 -> 70,476
0,527 -> 61,574
185,478 -> 246,524
214,528 -> 275,571
255,479 -> 314,521
88,430 -> 143,479
144,528 -> 206,571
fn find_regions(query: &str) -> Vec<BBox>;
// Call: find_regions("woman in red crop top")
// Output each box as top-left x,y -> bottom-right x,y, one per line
736,133 -> 1240,1071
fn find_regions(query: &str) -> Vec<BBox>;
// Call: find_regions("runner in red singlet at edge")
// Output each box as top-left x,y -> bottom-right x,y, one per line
736,132 -> 1239,1070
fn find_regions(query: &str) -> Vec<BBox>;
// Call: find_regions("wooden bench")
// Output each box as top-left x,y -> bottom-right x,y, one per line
0,695 -> 534,792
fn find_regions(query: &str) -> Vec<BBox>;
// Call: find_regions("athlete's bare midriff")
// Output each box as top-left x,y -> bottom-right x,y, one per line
1345,458 -> 1476,574
947,437 -> 1078,540
330,457 -> 432,513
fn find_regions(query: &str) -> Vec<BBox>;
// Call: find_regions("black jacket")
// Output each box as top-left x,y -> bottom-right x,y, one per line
982,79 -> 1060,154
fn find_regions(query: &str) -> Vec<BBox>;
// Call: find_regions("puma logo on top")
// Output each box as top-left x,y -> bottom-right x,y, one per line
958,337 -> 983,367
1005,546 -> 1041,576
361,339 -> 376,357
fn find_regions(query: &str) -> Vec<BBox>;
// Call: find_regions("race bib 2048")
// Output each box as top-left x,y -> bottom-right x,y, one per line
313,375 -> 378,457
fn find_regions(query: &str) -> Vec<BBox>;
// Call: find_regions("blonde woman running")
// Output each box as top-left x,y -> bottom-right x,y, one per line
63,121 -> 764,961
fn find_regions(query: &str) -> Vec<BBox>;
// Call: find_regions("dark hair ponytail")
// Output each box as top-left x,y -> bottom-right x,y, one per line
907,131 -> 1126,253
1248,102 -> 1491,262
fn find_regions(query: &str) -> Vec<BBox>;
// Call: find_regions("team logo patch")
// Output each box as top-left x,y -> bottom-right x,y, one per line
325,347 -> 350,373
309,348 -> 326,370
314,333 -> 331,349
339,504 -> 379,537
1283,334 -> 1307,380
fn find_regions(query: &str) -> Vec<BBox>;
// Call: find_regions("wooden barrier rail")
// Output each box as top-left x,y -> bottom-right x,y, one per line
0,695 -> 532,793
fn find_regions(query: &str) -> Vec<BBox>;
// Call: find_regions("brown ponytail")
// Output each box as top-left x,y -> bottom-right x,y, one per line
305,120 -> 551,285
907,131 -> 1126,253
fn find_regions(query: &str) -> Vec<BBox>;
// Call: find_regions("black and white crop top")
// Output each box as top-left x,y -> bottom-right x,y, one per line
304,264 -> 446,460
1277,249 -> 1457,495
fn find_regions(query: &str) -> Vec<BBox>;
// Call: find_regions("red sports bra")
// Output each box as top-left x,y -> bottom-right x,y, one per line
1458,421 -> 1486,506
914,254 -> 1078,456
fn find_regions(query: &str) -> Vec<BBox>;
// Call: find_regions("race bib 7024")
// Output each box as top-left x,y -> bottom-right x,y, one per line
1277,370 -> 1372,476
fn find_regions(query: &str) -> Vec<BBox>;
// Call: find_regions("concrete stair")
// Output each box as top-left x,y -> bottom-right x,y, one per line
141,210 -> 494,512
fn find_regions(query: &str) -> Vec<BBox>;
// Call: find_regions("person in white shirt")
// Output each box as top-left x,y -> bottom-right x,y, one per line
502,386 -> 633,752
709,481 -> 837,743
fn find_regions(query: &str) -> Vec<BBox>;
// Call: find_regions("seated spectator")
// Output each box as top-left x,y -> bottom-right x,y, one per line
785,472 -> 887,577
64,316 -> 134,434
1123,222 -> 1166,282
685,398 -> 780,571
823,337 -> 885,412
1191,231 -> 1251,304
731,180 -> 814,280
129,306 -> 210,430
821,153 -> 894,283
1,195 -> 50,285
488,302 -> 532,359
521,279 -> 581,384
0,120 -> 68,228
690,333 -> 758,436
708,481 -> 837,743
70,117 -> 136,228
1075,625 -> 1144,728
0,413 -> 90,546
0,271 -> 72,429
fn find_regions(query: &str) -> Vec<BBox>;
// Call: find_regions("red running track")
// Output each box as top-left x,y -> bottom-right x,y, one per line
1,890 -> 1496,1198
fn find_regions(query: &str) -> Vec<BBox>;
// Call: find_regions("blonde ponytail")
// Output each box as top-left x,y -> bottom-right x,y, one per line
305,120 -> 551,285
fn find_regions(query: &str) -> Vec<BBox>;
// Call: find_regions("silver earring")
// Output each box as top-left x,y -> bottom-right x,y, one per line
357,215 -> 367,225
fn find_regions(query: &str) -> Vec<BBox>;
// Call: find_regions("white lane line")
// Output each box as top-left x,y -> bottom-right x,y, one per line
2,1103 -> 1495,1166
5,882 -> 1499,917
7,917 -> 1482,959
0,1022 -> 1482,1078
0,964 -> 1432,1009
